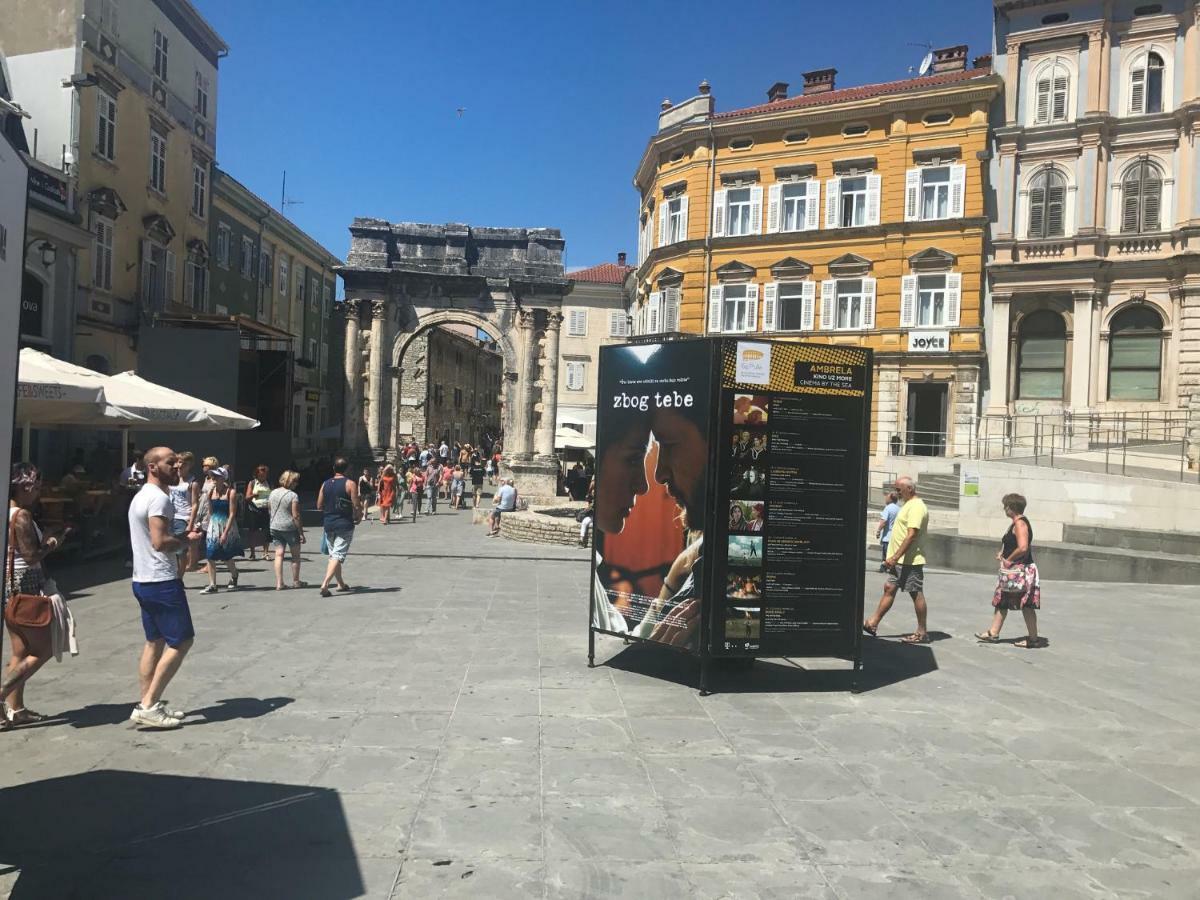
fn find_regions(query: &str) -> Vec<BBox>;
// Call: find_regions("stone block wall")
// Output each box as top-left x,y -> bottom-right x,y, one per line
499,507 -> 585,546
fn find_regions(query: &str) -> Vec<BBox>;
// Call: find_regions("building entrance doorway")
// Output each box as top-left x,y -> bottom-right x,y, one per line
906,382 -> 948,456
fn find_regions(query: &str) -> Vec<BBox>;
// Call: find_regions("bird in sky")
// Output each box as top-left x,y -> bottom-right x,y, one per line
456,107 -> 466,118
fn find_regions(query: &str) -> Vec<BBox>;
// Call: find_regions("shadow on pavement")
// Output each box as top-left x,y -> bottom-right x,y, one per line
601,636 -> 938,695
15,696 -> 294,730
0,770 -> 363,899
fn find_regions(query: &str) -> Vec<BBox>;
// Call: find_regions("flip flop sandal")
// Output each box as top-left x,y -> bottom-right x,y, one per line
336,585 -> 354,593
1014,637 -> 1044,649
975,631 -> 1000,643
902,633 -> 931,644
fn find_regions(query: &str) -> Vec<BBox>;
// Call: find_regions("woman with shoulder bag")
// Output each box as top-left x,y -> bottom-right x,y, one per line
976,492 -> 1043,648
3,463 -> 76,728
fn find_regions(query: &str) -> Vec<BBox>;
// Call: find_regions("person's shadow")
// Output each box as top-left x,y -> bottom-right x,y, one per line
16,696 -> 293,730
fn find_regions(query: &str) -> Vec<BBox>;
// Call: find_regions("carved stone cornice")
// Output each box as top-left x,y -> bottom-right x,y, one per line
371,299 -> 387,320
344,298 -> 362,318
546,311 -> 564,330
517,309 -> 537,329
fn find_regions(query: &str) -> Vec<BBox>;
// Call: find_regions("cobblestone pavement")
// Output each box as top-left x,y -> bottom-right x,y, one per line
1,504 -> 1196,898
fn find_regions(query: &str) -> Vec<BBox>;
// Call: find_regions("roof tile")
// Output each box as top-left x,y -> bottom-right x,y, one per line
570,262 -> 635,284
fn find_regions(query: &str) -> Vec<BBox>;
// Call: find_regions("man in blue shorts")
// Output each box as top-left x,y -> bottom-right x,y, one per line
128,446 -> 200,729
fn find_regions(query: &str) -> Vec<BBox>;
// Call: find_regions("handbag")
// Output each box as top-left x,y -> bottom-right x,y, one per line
5,520 -> 53,630
998,563 -> 1028,593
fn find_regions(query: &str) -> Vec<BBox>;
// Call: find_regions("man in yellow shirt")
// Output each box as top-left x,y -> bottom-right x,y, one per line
863,476 -> 930,644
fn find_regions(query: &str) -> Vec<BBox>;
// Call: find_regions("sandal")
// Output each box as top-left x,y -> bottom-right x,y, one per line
292,581 -> 308,589
7,708 -> 46,725
902,632 -> 930,644
862,622 -> 877,637
335,584 -> 354,593
975,631 -> 1000,643
1014,637 -> 1044,649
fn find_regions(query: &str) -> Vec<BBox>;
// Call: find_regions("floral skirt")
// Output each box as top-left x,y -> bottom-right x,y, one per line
206,513 -> 245,561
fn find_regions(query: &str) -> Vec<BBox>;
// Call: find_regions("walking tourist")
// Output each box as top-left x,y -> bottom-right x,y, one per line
442,462 -> 456,506
407,465 -> 425,523
199,467 -> 244,595
269,470 -> 306,590
876,490 -> 900,572
317,457 -> 361,597
128,447 -> 197,730
863,476 -> 930,643
3,463 -> 76,729
424,459 -> 441,515
377,465 -> 399,525
488,477 -> 517,536
976,493 -> 1044,648
469,454 -> 486,508
485,455 -> 495,485
245,464 -> 273,561
169,452 -> 201,576
358,467 -> 376,522
450,464 -> 466,509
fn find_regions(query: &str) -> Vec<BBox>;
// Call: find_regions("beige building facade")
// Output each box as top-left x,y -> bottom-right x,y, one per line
558,255 -> 635,445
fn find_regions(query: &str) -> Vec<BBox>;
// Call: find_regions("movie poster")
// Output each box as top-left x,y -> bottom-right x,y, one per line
712,340 -> 871,659
591,341 -> 713,651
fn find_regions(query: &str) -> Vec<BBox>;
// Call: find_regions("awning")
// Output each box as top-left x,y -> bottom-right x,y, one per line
101,372 -> 260,431
557,408 -> 597,428
555,426 -> 595,450
15,348 -> 148,426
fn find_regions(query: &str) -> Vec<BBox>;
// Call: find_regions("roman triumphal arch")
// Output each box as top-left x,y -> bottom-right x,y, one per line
336,219 -> 572,498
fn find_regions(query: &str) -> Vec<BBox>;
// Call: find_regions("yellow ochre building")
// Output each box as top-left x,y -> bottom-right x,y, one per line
632,45 -> 1001,457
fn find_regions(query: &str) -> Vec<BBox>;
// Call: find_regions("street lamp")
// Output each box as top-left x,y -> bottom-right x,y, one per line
26,239 -> 57,268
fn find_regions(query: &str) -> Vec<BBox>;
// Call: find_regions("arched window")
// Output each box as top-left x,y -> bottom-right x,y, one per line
1033,60 -> 1070,124
1028,169 -> 1067,238
1121,159 -> 1162,233
1109,306 -> 1163,400
1130,51 -> 1165,114
1017,310 -> 1067,400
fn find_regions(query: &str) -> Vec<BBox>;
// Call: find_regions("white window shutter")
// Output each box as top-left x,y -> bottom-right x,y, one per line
745,283 -> 759,332
945,272 -> 961,327
637,217 -> 647,263
1052,76 -> 1069,121
762,282 -> 778,331
805,180 -> 820,230
648,291 -> 662,333
905,169 -> 921,221
708,285 -> 723,333
866,174 -> 882,226
801,280 -> 816,330
658,203 -> 668,247
949,164 -> 966,218
712,188 -> 727,237
749,185 -> 763,235
900,275 -> 918,327
825,177 -> 841,228
820,280 -> 835,330
767,183 -> 782,233
678,196 -> 689,240
862,277 -> 876,329
1130,67 -> 1145,114
1035,78 -> 1051,123
665,287 -> 680,332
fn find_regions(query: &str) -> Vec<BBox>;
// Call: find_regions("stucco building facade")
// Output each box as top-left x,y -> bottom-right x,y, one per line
989,0 -> 1200,455
632,47 -> 1001,457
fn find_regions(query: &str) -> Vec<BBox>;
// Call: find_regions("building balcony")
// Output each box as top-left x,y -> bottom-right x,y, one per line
995,229 -> 1178,267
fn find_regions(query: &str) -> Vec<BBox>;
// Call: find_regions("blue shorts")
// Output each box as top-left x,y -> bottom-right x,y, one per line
323,527 -> 354,562
132,579 -> 195,648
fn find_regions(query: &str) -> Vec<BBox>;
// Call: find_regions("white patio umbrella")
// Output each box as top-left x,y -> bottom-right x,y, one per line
555,426 -> 595,451
15,349 -> 151,459
101,372 -> 260,431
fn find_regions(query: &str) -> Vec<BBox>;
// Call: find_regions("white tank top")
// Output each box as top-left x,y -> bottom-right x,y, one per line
8,506 -> 42,580
169,477 -> 194,521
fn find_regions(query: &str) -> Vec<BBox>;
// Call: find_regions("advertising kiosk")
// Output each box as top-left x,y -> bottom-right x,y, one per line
587,337 -> 872,693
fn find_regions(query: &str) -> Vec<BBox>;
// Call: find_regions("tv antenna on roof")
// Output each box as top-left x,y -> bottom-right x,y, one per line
280,170 -> 303,211
907,41 -> 934,76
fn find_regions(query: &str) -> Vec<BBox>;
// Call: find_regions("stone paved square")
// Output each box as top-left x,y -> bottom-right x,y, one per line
1,509 -> 1196,898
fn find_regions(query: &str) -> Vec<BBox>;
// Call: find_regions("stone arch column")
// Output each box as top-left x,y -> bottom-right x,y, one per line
535,311 -> 563,458
367,299 -> 389,458
342,299 -> 365,451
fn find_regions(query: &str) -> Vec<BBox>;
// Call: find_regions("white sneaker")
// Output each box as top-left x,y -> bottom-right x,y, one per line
153,700 -> 185,720
200,584 -> 218,595
130,704 -> 183,729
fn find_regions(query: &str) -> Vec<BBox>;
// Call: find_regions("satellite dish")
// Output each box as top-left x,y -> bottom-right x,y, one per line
918,52 -> 934,76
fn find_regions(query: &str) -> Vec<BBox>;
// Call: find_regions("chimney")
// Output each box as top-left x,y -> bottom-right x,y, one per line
973,54 -> 993,72
617,252 -> 627,266
931,45 -> 968,74
767,81 -> 789,103
802,68 -> 837,95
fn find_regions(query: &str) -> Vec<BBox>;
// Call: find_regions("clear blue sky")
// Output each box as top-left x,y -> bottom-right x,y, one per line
196,0 -> 990,275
